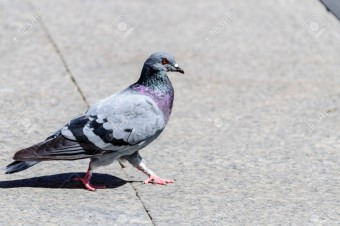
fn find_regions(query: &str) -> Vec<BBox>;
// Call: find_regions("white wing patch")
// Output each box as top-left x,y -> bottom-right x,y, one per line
61,127 -> 76,140
82,125 -> 113,150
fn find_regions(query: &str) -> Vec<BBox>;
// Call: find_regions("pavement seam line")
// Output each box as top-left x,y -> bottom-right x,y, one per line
27,0 -> 89,108
27,2 -> 156,224
122,169 -> 156,226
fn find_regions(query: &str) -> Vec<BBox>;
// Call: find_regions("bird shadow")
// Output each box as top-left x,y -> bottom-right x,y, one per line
0,172 -> 141,190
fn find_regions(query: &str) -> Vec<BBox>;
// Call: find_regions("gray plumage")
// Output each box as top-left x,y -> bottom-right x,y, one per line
6,52 -> 184,179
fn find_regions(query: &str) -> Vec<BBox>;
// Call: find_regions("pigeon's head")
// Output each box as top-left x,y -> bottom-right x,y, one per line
143,52 -> 184,75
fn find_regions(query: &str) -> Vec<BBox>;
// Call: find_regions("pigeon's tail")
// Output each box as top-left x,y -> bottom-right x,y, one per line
5,160 -> 39,174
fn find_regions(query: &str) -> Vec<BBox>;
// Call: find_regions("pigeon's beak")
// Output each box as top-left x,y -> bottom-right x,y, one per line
173,64 -> 185,74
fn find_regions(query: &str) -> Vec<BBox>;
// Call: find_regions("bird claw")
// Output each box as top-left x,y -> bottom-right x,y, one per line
143,175 -> 174,185
72,177 -> 106,191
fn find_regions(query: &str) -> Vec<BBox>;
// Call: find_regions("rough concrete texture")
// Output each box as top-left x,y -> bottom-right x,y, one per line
0,0 -> 339,225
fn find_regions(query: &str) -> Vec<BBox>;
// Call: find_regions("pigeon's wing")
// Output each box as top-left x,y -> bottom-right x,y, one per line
82,92 -> 166,150
13,135 -> 104,161
14,93 -> 165,161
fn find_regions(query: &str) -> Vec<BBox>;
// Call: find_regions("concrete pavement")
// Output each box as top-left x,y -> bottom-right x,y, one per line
0,0 -> 339,225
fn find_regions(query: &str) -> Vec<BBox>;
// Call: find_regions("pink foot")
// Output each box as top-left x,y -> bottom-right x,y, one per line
72,177 -> 106,191
143,175 -> 174,185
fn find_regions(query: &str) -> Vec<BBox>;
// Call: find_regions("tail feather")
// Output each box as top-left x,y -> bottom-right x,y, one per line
5,160 -> 39,174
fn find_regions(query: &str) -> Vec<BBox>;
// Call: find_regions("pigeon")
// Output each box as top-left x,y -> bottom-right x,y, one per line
5,52 -> 184,191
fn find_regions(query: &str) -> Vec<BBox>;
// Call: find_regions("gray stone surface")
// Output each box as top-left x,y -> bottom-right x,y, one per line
0,1 -> 152,225
1,0 -> 340,225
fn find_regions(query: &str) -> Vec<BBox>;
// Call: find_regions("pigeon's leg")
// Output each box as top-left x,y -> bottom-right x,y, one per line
123,152 -> 174,185
72,163 -> 106,191
137,162 -> 174,185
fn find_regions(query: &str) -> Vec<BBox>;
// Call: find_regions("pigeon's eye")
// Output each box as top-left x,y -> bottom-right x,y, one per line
162,58 -> 169,65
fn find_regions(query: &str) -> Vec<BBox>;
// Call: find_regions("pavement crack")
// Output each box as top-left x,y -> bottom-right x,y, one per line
27,0 -> 89,108
121,169 -> 156,226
